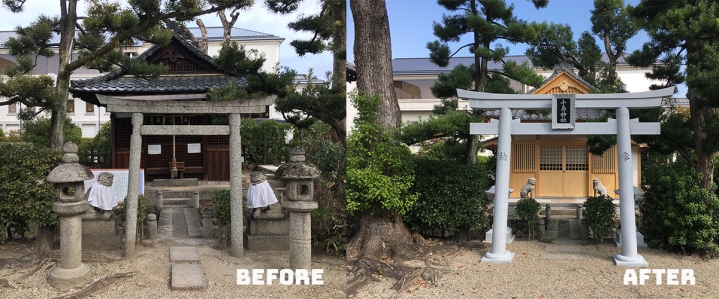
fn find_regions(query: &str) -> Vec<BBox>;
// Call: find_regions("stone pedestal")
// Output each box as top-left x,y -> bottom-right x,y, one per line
276,147 -> 321,270
156,190 -> 164,210
202,208 -> 214,238
243,203 -> 290,250
147,213 -> 158,240
282,201 -> 318,270
192,190 -> 200,209
46,142 -> 94,290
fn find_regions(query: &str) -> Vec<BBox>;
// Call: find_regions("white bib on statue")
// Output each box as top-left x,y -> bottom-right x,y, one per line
247,181 -> 278,208
86,181 -> 118,210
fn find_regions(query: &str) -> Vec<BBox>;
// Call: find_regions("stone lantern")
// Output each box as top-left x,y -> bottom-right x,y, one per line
276,147 -> 320,270
46,142 -> 94,290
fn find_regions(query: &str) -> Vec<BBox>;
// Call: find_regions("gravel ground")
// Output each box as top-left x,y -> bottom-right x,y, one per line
350,240 -> 719,299
0,221 -> 345,299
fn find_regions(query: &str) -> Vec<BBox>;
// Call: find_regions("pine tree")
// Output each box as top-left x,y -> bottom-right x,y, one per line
426,0 -> 546,164
265,0 -> 347,143
627,0 -> 719,190
526,0 -> 637,93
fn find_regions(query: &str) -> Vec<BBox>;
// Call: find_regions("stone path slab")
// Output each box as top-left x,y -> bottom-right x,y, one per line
169,246 -> 201,263
158,208 -> 173,238
171,264 -> 206,290
545,245 -> 582,252
545,219 -> 559,239
539,254 -> 587,260
569,219 -> 580,239
184,208 -> 202,238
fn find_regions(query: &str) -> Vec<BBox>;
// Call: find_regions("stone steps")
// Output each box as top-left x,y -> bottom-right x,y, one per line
163,198 -> 192,207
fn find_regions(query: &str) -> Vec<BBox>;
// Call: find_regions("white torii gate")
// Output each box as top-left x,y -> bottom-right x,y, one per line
461,87 -> 674,266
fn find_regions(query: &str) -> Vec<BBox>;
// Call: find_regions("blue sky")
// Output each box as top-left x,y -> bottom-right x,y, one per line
347,0 -> 687,97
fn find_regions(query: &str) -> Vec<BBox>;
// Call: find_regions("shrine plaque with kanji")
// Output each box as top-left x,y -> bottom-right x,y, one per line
552,94 -> 575,130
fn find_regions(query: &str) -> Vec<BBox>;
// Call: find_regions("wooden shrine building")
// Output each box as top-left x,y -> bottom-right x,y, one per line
483,62 -> 644,198
70,32 -> 269,182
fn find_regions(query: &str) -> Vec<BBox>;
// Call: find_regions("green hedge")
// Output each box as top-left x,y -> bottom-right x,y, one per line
585,195 -> 617,243
403,157 -> 490,237
642,160 -> 719,255
0,143 -> 60,243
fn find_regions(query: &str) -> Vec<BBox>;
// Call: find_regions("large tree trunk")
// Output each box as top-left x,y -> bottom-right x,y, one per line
219,8 -> 240,47
349,0 -> 413,261
689,91 -> 715,190
346,212 -> 414,260
330,0 -> 347,147
38,0 -> 77,252
602,31 -> 619,90
49,0 -> 77,150
330,0 -> 346,88
350,0 -> 400,131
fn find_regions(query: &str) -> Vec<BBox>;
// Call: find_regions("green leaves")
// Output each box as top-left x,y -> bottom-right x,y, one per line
347,91 -> 418,216
0,143 -> 61,243
585,195 -> 617,243
641,158 -> 719,255
403,157 -> 490,237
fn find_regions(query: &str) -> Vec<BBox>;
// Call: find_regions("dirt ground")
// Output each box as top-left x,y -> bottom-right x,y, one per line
0,221 -> 345,299
349,238 -> 719,299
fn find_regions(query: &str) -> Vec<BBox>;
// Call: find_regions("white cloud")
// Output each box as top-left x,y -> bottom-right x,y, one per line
0,0 -> 332,77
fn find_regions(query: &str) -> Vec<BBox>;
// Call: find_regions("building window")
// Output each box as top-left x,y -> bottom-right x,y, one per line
512,142 -> 536,172
7,103 -> 16,115
393,81 -> 422,99
67,100 -> 75,113
592,145 -> 616,174
540,146 -> 563,171
86,102 -> 94,113
565,146 -> 588,171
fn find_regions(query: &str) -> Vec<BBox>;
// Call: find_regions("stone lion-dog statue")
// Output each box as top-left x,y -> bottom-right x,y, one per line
593,178 -> 609,198
520,178 -> 536,198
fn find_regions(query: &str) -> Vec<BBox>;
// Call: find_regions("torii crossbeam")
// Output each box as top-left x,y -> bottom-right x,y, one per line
462,87 -> 674,266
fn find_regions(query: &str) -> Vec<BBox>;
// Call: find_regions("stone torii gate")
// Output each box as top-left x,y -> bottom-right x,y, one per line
97,94 -> 276,258
462,87 -> 674,266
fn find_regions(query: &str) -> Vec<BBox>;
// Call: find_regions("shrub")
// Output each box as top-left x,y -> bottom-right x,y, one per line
0,143 -> 60,243
516,197 -> 541,240
211,189 -> 248,245
403,157 -> 489,238
584,195 -> 617,243
642,159 -> 719,255
79,121 -> 112,167
212,189 -> 231,243
347,91 -> 417,216
240,118 -> 294,165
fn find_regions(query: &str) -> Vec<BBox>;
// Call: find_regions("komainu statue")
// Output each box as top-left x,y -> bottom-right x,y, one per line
520,178 -> 536,198
593,178 -> 609,198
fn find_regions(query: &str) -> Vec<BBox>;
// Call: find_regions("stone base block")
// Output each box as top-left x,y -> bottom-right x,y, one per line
243,233 -> 289,251
152,178 -> 199,187
481,250 -> 515,264
614,230 -> 648,248
483,227 -> 515,244
247,218 -> 290,236
48,263 -> 92,290
613,253 -> 649,267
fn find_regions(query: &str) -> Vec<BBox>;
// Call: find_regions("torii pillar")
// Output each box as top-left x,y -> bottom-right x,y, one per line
461,87 -> 674,266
